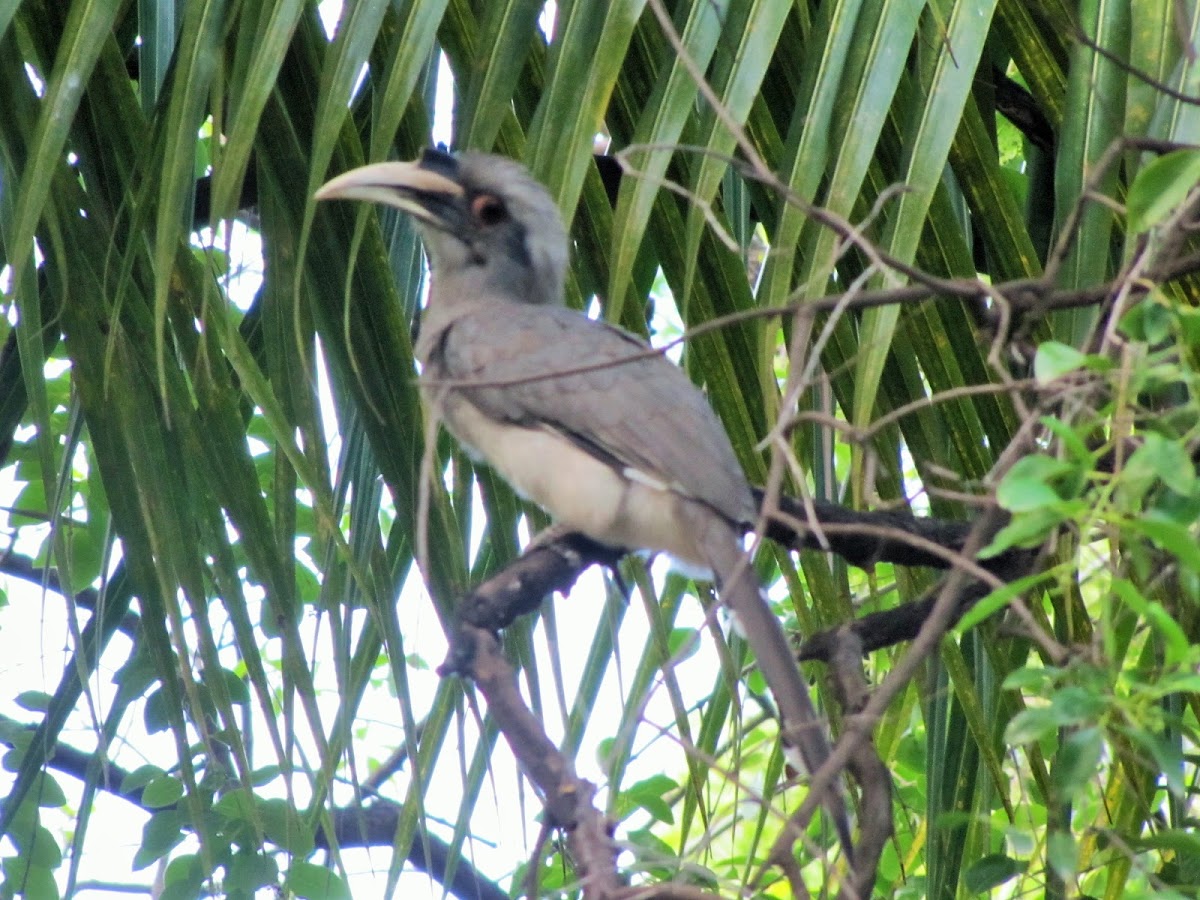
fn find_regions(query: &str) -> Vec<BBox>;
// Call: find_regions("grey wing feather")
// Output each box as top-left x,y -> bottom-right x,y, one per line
440,303 -> 756,525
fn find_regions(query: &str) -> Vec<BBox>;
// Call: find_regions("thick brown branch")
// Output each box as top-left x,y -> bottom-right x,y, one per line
445,490 -> 1034,648
826,630 -> 891,900
449,625 -> 623,899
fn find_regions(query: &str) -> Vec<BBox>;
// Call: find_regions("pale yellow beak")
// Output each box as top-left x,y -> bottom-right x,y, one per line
315,160 -> 464,224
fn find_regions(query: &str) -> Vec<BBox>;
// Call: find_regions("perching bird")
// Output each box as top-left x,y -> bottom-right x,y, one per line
316,149 -> 852,859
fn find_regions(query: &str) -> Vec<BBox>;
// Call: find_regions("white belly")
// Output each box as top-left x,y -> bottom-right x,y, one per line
443,397 -> 706,567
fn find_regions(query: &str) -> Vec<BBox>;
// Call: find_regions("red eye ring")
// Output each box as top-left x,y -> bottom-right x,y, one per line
471,193 -> 507,225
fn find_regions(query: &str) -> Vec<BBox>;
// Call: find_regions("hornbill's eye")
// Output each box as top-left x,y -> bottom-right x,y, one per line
472,193 -> 507,226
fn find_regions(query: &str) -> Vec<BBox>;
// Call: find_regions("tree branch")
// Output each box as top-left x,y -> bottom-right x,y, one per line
0,715 -> 508,900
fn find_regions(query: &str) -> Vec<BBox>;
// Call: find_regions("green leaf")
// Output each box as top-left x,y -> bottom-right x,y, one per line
996,455 -> 1077,512
30,772 -> 66,808
963,853 -> 1025,892
1125,432 -> 1197,499
10,822 -> 63,868
259,798 -> 314,857
1005,706 -> 1062,746
1050,727 -> 1102,797
212,667 -> 251,705
1047,686 -> 1107,722
1033,341 -> 1088,383
14,691 -> 53,713
143,688 -> 172,734
1001,665 -> 1057,693
954,571 -> 1048,631
285,861 -> 351,900
1131,830 -> 1200,856
213,787 -> 255,821
982,505 -> 1073,554
142,774 -> 185,808
996,477 -> 1060,511
0,858 -> 60,900
1110,578 -> 1190,667
152,0 -> 231,395
665,627 -> 701,661
1119,297 -> 1175,344
209,0 -> 305,220
1004,688 -> 1105,746
1127,149 -> 1200,233
623,774 -> 679,824
1,0 -> 123,308
1127,518 -> 1200,575
161,853 -> 205,900
160,879 -> 203,900
1046,831 -> 1078,881
459,0 -> 544,150
133,810 -> 187,870
1121,727 -> 1186,797
226,850 -> 279,893
121,765 -> 167,794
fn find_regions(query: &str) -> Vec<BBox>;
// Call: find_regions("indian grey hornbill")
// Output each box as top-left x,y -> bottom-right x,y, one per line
316,148 -> 853,859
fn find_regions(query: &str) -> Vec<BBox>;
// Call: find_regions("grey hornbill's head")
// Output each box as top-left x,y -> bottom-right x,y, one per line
315,148 -> 568,307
